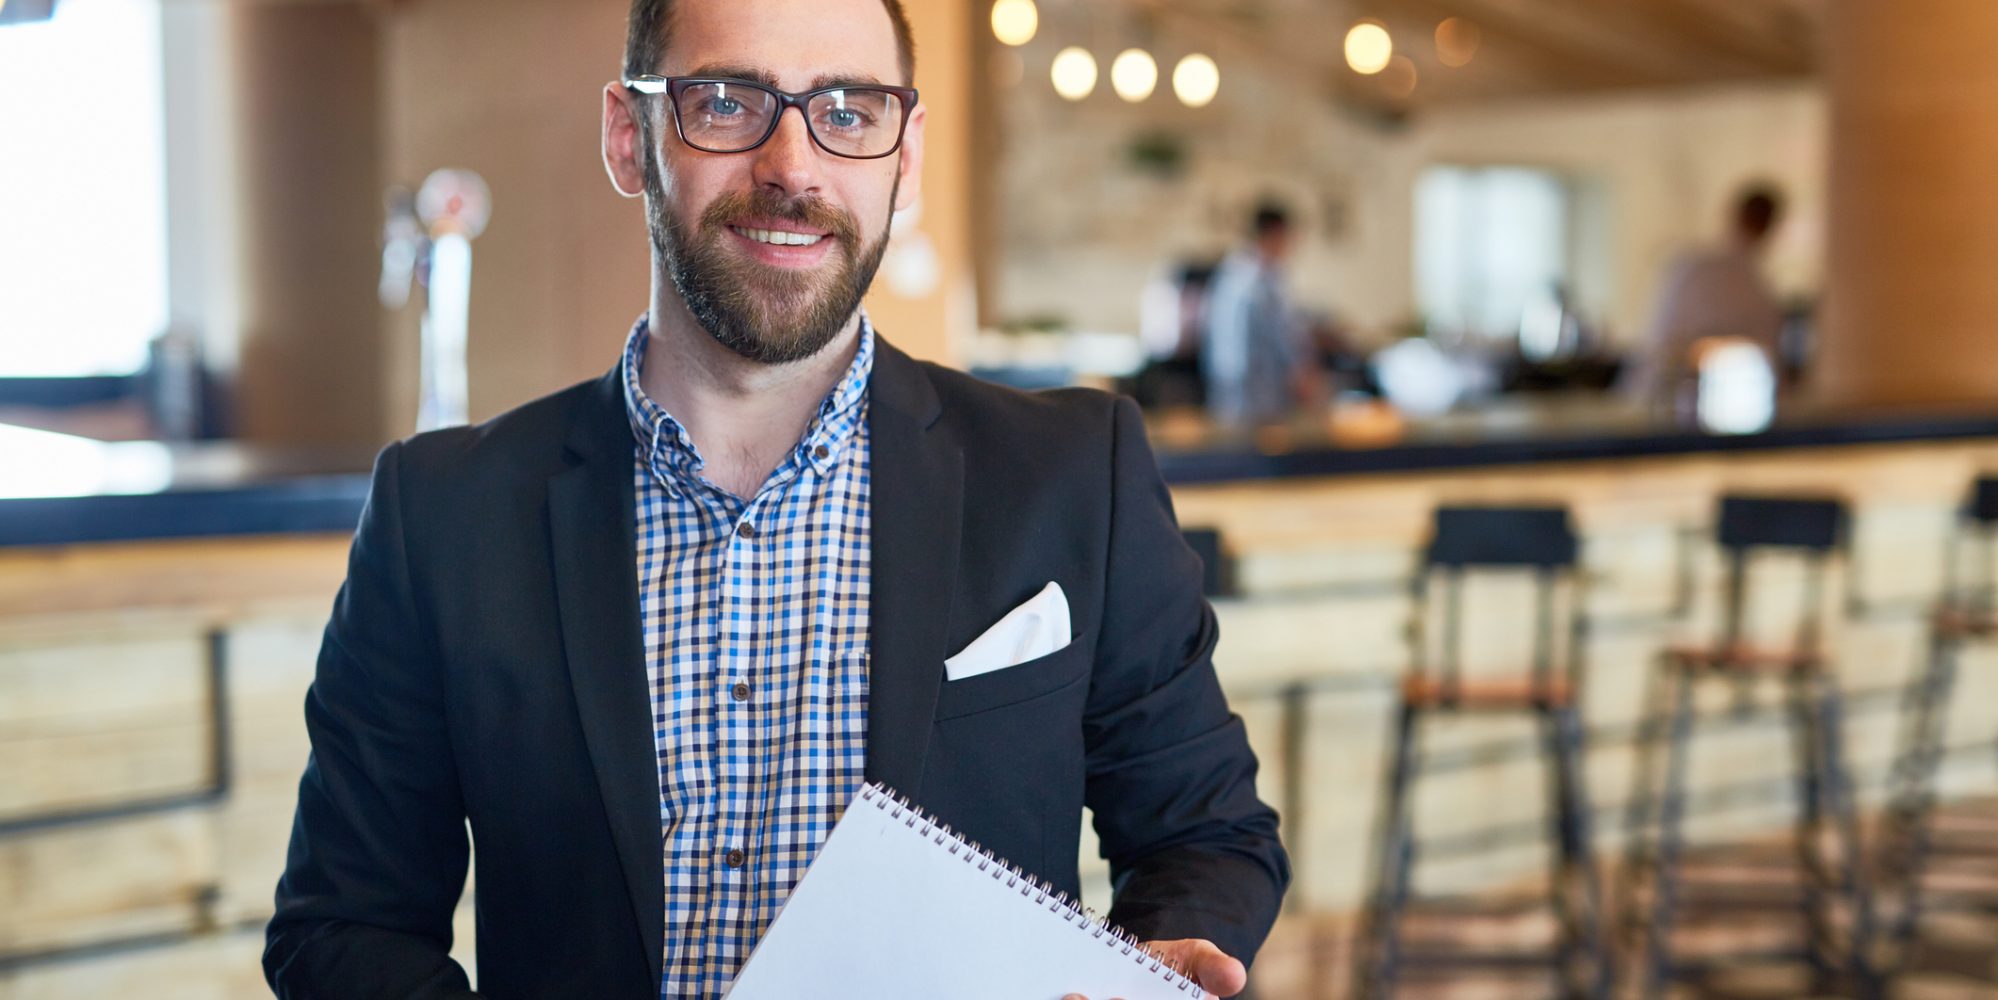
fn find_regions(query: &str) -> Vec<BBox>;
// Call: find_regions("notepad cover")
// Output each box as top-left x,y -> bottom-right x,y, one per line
723,783 -> 1202,999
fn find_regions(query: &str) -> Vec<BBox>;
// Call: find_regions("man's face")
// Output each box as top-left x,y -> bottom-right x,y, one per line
622,0 -> 923,365
1257,225 -> 1292,264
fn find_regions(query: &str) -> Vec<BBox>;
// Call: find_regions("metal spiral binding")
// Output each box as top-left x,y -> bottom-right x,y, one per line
856,782 -> 1205,997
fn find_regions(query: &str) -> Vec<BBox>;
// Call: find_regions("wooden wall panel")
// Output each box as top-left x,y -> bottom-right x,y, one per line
1818,0 -> 1998,405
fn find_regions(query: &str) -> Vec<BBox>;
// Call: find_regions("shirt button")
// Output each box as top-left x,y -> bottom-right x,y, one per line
738,522 -> 758,539
725,849 -> 747,868
732,682 -> 752,702
812,444 -> 829,460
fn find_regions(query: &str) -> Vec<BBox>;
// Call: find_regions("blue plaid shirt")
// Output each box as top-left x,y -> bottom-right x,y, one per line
620,315 -> 873,998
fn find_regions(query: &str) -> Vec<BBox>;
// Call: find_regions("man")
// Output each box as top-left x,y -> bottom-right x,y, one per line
262,0 -> 1287,997
1202,201 -> 1306,428
1621,185 -> 1787,406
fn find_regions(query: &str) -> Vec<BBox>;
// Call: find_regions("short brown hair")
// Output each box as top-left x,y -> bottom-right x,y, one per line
1735,184 -> 1783,240
624,0 -> 917,85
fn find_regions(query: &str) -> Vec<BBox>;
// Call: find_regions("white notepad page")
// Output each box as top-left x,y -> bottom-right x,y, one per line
723,783 -> 1204,999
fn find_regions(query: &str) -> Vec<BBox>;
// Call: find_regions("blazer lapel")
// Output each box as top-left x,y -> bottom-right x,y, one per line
865,339 -> 962,799
548,366 -> 663,990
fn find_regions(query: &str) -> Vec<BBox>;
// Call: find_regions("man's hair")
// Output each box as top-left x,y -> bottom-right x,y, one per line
624,0 -> 917,85
1251,200 -> 1291,238
1735,184 -> 1783,240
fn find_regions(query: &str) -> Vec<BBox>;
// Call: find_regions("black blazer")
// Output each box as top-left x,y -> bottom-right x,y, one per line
265,337 -> 1288,998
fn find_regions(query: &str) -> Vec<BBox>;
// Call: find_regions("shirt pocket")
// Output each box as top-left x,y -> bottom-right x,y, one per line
931,627 -> 1095,722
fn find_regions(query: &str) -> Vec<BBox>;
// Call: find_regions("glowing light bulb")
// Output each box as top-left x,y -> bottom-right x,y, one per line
1172,53 -> 1220,107
990,0 -> 1038,47
1051,47 -> 1098,101
1345,20 -> 1393,76
1111,48 -> 1158,102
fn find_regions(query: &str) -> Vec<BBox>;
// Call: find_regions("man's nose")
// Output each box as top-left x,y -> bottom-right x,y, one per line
749,104 -> 824,198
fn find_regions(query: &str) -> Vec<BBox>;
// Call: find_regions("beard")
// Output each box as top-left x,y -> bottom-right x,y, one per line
643,137 -> 895,366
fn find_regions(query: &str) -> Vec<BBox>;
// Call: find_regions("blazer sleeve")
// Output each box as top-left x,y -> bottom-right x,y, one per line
264,441 -> 483,999
1087,397 -> 1291,966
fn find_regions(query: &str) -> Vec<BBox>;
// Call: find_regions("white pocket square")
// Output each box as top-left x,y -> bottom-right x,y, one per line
943,581 -> 1072,681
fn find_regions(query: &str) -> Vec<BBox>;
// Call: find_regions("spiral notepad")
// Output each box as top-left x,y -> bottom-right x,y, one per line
723,783 -> 1204,999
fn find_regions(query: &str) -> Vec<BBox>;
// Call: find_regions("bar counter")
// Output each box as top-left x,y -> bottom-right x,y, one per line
8,397 -> 1998,995
9,398 -> 1998,547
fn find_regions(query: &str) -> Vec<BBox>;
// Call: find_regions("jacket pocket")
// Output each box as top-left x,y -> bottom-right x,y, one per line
932,627 -> 1094,722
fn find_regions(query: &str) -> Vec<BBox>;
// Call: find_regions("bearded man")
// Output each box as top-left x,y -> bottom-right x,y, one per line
264,1 -> 1287,996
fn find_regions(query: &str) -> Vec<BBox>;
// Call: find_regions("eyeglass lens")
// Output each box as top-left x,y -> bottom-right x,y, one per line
677,82 -> 906,157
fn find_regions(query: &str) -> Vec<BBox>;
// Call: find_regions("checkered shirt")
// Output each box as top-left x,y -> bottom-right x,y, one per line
620,314 -> 873,998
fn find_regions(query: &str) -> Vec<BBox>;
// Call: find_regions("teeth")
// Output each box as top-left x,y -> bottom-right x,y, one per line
733,226 -> 825,247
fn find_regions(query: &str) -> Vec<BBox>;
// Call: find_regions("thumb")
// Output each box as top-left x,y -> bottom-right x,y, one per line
1146,939 -> 1248,998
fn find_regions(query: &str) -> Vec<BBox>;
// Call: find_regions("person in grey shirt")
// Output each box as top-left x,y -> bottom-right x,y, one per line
1202,202 -> 1304,428
1621,185 -> 1787,407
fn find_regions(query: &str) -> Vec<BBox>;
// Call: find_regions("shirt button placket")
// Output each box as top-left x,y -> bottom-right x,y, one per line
717,504 -> 749,885
721,504 -> 759,887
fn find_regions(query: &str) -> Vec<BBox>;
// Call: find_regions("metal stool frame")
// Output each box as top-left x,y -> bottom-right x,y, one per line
1355,506 -> 1611,1000
1878,476 -> 1998,965
1622,496 -> 1881,999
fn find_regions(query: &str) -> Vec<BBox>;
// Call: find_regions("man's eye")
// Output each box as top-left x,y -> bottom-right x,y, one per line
709,97 -> 745,116
825,108 -> 862,128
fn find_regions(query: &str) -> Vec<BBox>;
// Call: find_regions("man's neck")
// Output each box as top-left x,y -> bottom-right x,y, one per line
639,292 -> 862,500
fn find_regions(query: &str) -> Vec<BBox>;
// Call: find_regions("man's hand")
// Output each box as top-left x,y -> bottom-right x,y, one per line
1061,938 -> 1248,1000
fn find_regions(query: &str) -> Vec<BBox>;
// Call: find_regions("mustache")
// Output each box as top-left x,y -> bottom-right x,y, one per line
700,188 -> 859,246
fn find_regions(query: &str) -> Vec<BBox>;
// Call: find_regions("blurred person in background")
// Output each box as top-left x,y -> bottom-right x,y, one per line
1621,184 -> 1787,407
1202,201 -> 1310,428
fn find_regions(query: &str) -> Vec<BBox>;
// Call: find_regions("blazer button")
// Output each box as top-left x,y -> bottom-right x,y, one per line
725,849 -> 747,868
731,682 -> 752,702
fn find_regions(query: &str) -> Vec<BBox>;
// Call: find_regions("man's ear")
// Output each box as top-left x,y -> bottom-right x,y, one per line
892,103 -> 926,213
602,82 -> 648,199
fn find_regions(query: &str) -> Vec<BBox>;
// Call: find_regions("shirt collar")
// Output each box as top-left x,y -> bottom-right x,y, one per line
619,312 -> 875,493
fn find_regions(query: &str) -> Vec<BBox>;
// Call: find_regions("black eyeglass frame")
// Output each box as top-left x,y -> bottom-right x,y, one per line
624,75 -> 920,160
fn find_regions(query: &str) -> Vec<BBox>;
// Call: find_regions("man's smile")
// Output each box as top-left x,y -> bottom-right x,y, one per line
724,218 -> 838,267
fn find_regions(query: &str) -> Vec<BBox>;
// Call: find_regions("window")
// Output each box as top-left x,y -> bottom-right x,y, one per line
1414,165 -> 1572,344
0,0 -> 168,377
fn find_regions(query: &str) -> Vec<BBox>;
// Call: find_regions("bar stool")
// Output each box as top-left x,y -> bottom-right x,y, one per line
1353,506 -> 1611,1000
1877,476 -> 1998,962
1621,496 -> 1881,999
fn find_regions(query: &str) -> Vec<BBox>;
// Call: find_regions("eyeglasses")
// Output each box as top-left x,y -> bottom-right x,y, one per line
624,76 -> 918,160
